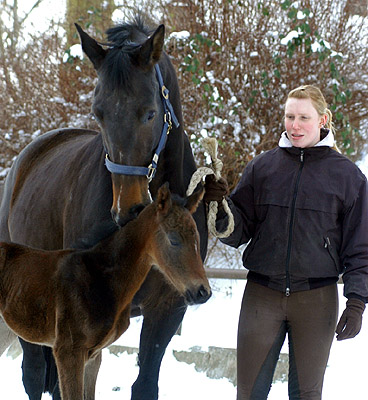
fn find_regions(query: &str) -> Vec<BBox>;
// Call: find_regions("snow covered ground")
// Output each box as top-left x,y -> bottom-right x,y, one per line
0,279 -> 367,399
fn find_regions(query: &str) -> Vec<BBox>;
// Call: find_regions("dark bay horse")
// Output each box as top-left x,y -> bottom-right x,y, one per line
0,184 -> 211,400
0,17 -> 208,400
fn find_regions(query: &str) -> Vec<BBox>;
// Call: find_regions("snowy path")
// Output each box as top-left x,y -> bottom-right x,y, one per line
0,280 -> 367,399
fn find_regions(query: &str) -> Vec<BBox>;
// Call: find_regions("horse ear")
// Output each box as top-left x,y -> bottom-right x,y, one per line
186,185 -> 204,214
156,182 -> 172,215
75,23 -> 107,71
135,24 -> 165,68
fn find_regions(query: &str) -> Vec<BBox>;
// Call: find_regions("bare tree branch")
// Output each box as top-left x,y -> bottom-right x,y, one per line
20,0 -> 45,26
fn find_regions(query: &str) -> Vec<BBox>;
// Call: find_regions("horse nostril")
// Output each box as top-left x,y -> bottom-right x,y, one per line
111,210 -> 132,228
131,204 -> 145,218
111,204 -> 147,227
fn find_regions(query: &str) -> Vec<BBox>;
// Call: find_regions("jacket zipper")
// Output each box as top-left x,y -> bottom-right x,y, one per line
285,149 -> 304,296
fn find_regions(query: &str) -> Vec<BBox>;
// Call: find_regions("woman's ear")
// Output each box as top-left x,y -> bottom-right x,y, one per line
320,114 -> 328,127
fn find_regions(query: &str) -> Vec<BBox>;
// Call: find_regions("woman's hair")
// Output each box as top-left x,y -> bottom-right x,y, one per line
287,85 -> 340,151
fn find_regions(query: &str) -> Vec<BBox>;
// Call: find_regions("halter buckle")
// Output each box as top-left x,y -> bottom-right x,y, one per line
147,164 -> 156,181
164,111 -> 172,131
161,85 -> 169,100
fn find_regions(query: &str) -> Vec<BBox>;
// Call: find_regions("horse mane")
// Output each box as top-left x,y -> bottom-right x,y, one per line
101,15 -> 157,91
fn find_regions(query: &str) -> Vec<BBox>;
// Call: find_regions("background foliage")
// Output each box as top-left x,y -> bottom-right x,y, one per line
160,0 -> 368,189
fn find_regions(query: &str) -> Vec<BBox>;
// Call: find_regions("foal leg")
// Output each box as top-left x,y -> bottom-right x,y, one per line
19,339 -> 46,400
53,346 -> 86,400
83,350 -> 102,400
131,292 -> 187,400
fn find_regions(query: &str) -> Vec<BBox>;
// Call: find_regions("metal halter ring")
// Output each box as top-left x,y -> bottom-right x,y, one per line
161,85 -> 169,100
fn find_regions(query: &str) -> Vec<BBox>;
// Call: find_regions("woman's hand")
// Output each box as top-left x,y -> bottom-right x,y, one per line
203,174 -> 229,203
336,298 -> 366,340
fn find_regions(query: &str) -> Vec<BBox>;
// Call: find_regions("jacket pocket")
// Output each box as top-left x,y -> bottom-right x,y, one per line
243,230 -> 262,263
324,236 -> 340,273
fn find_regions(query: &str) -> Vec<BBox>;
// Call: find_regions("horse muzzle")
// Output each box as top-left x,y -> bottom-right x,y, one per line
110,174 -> 151,227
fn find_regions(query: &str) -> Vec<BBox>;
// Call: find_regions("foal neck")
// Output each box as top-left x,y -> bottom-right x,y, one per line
103,203 -> 159,267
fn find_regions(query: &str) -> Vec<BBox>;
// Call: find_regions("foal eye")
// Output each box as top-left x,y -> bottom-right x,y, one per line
168,232 -> 181,247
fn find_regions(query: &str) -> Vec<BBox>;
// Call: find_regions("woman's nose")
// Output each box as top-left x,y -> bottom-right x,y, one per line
292,120 -> 300,129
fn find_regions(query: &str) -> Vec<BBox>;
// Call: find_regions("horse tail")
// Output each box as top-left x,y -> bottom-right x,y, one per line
42,346 -> 59,394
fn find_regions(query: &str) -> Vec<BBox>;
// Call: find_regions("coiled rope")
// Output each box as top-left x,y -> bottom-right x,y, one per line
186,137 -> 234,238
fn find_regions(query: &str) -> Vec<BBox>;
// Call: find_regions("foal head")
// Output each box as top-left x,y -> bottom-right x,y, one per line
146,184 -> 211,305
76,18 -> 171,226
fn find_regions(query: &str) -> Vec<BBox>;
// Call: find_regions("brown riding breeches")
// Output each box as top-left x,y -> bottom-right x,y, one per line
237,281 -> 338,400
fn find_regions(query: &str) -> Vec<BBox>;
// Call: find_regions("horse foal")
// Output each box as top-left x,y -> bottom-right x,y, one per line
0,184 -> 211,400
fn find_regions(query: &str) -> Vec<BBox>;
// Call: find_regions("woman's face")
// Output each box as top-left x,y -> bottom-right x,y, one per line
284,97 -> 327,148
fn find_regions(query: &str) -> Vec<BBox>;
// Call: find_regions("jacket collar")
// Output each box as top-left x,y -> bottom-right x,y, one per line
278,130 -> 335,149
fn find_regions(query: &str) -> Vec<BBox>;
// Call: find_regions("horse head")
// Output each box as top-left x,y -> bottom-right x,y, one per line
76,20 -> 172,226
148,183 -> 211,305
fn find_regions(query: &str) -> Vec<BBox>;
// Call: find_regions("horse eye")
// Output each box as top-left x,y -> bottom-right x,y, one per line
146,110 -> 156,122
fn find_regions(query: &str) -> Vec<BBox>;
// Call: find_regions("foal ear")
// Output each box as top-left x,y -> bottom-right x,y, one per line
75,23 -> 107,71
186,185 -> 204,214
135,24 -> 165,68
156,182 -> 172,215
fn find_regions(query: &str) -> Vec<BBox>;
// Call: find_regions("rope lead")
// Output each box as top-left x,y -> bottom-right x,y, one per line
186,137 -> 234,238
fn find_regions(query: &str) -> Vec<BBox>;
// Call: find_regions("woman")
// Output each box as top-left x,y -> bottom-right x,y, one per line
204,85 -> 368,399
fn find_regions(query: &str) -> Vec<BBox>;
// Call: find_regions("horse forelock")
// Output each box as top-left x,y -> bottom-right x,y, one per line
105,16 -> 152,45
100,17 -> 157,91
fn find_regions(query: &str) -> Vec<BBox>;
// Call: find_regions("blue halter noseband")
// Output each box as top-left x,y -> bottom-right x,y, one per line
104,64 -> 180,182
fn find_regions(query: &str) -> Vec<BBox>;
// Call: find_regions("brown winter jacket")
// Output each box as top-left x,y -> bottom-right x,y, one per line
218,133 -> 368,302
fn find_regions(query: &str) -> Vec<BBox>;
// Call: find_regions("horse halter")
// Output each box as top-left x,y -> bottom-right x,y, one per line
104,64 -> 180,182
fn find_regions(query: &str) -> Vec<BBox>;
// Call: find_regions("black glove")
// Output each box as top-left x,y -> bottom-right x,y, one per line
203,174 -> 229,204
336,298 -> 365,341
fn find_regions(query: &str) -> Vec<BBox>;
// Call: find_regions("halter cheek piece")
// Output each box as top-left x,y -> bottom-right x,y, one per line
104,64 -> 180,182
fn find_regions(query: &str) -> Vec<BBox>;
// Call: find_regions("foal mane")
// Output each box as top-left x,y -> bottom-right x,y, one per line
100,16 -> 158,91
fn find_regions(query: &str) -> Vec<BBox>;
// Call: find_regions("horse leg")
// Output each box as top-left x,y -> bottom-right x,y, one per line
83,350 -> 102,400
53,346 -> 86,400
131,293 -> 187,400
42,347 -> 61,400
19,339 -> 46,400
